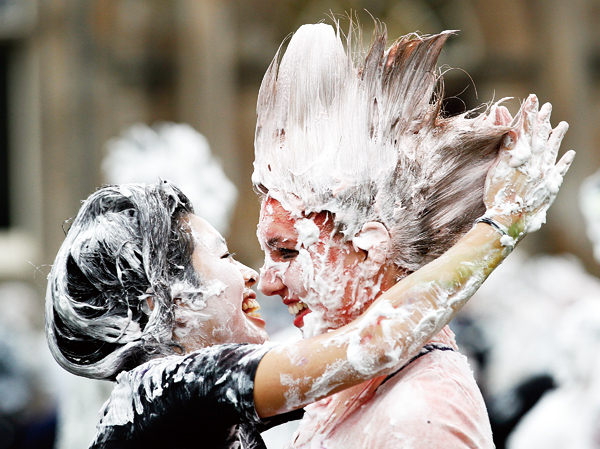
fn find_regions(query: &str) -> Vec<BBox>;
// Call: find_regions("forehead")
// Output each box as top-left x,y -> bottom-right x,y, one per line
187,214 -> 227,252
258,197 -> 334,243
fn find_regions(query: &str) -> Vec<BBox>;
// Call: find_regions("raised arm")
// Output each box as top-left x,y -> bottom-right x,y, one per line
254,95 -> 575,418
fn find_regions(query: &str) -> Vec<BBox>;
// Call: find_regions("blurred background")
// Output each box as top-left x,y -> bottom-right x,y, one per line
0,0 -> 599,448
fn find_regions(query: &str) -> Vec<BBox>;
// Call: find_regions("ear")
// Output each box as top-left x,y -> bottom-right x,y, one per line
352,222 -> 390,269
146,296 -> 155,312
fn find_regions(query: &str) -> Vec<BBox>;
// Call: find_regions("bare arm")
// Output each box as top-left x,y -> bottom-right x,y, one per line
254,95 -> 575,418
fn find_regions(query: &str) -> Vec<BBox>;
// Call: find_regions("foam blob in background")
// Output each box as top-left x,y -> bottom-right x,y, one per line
103,122 -> 237,235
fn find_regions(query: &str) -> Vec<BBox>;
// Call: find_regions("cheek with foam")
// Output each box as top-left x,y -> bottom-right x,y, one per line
260,252 -> 291,283
208,301 -> 239,342
311,241 -> 386,333
301,238 -> 386,338
299,241 -> 349,338
172,279 -> 226,340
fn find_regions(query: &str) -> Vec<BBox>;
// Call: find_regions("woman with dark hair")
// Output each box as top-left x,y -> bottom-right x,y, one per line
45,60 -> 573,449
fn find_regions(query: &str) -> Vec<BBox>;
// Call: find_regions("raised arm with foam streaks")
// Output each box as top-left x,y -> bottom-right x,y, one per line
253,95 -> 575,418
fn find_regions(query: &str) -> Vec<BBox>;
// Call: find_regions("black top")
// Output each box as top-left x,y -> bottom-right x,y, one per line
90,344 -> 302,449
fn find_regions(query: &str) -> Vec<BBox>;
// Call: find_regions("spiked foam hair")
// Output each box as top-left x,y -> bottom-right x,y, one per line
253,21 -> 510,272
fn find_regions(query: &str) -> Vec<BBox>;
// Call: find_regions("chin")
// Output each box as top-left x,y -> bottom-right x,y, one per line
245,331 -> 268,345
237,319 -> 269,345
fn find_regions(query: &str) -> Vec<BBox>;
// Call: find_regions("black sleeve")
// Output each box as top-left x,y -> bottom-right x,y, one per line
92,344 -> 274,448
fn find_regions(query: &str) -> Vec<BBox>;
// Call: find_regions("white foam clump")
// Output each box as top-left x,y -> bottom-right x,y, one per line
280,372 -> 303,409
505,133 -> 530,168
102,122 -> 237,234
100,374 -> 135,427
295,218 -> 320,248
97,349 -> 221,434
345,299 -> 412,376
100,356 -> 176,427
500,235 -> 516,247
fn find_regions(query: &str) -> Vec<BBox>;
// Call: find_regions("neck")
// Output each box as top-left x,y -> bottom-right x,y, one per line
346,262 -> 407,326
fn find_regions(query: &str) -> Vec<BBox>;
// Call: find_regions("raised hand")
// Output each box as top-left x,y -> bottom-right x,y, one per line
483,94 -> 575,247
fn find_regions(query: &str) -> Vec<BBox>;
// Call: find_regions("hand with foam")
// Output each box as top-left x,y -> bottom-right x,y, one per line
482,94 -> 575,247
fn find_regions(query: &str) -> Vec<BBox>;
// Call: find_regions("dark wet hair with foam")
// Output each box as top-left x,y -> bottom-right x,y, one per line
45,181 -> 197,381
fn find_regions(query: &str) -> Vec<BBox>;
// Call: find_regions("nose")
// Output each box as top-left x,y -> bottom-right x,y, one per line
257,263 -> 286,297
239,263 -> 258,287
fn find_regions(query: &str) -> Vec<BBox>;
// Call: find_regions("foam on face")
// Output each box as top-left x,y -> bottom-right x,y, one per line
171,279 -> 227,341
301,230 -> 345,336
178,217 -> 268,348
260,203 -> 388,339
295,218 -> 320,248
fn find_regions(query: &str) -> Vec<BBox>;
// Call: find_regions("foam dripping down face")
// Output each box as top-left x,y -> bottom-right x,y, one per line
172,214 -> 268,351
257,197 -> 392,338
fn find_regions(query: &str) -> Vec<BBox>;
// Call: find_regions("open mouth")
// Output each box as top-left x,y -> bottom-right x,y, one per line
288,301 -> 307,316
242,296 -> 262,318
288,301 -> 310,328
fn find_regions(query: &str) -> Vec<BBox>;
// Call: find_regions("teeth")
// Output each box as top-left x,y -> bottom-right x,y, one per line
242,297 -> 261,315
288,301 -> 307,316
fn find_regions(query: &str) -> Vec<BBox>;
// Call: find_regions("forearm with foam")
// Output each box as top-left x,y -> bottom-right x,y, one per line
343,223 -> 508,377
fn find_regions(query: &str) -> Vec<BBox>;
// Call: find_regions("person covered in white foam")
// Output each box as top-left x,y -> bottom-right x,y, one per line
254,18 -> 573,448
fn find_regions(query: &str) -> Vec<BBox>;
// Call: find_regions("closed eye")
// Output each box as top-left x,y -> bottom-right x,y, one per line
221,252 -> 236,259
277,248 -> 299,260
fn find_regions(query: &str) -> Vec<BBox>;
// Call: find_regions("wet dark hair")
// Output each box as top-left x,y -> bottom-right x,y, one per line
45,181 -> 197,381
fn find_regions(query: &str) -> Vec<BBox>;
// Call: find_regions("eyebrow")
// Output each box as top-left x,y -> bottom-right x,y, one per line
267,237 -> 281,248
266,237 -> 296,249
207,235 -> 228,252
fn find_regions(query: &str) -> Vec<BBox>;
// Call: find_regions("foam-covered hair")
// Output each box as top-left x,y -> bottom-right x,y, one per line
45,181 -> 196,380
253,21 -> 510,271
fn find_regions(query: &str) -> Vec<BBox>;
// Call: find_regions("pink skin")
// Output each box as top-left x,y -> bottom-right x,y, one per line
173,214 -> 268,352
257,198 -> 397,334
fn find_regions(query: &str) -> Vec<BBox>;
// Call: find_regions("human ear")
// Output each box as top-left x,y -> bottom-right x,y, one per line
145,296 -> 155,312
352,222 -> 390,268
